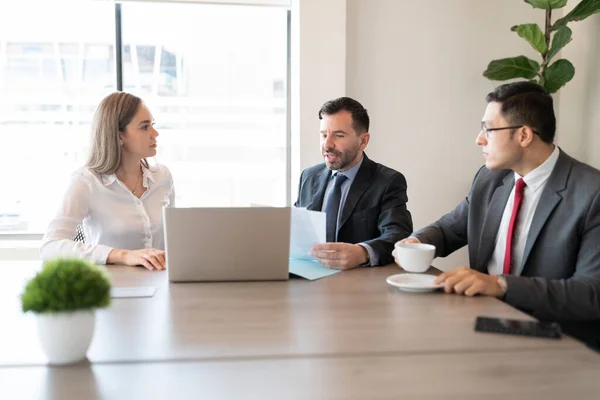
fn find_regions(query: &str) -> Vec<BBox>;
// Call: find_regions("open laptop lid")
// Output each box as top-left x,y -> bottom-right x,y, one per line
164,207 -> 291,282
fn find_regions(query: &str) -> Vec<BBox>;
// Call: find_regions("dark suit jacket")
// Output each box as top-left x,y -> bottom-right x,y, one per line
413,149 -> 600,347
294,153 -> 413,266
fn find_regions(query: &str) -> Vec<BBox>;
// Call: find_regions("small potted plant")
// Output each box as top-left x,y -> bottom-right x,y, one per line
21,258 -> 111,365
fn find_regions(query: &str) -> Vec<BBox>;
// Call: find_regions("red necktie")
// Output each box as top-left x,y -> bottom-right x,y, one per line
503,178 -> 526,275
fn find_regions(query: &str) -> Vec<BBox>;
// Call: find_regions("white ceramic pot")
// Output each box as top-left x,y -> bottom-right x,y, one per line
36,309 -> 96,365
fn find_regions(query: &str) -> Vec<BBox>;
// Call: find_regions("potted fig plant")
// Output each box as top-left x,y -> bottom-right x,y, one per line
483,0 -> 600,93
21,258 -> 111,365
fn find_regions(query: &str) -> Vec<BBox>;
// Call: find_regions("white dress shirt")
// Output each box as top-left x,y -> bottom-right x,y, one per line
41,163 -> 175,264
487,146 -> 560,276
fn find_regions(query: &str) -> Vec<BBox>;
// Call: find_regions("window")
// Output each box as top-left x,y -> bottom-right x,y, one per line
0,0 -> 289,234
122,2 -> 288,208
0,1 -> 116,234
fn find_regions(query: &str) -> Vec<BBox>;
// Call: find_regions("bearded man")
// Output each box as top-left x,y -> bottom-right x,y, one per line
294,97 -> 413,270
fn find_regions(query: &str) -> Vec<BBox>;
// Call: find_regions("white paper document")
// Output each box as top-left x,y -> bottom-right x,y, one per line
289,207 -> 326,260
288,207 -> 340,280
110,286 -> 157,298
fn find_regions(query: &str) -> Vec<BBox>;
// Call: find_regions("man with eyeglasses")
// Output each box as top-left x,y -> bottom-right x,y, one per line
393,81 -> 600,348
295,97 -> 413,270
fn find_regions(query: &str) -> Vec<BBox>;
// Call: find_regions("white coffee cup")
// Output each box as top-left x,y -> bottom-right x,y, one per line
394,243 -> 436,273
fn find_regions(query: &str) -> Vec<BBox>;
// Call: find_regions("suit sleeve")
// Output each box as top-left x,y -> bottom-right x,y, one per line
363,172 -> 413,265
412,167 -> 486,258
413,200 -> 469,258
504,190 -> 600,321
293,170 -> 305,207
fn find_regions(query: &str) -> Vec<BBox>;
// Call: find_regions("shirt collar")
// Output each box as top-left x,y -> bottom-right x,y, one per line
330,154 -> 364,182
101,173 -> 116,186
514,145 -> 560,191
142,164 -> 155,187
101,163 -> 154,188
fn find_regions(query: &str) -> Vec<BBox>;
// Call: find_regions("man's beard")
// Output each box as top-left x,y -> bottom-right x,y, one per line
323,143 -> 361,171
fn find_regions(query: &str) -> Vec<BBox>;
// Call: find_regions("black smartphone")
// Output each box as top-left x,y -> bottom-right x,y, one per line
474,316 -> 561,339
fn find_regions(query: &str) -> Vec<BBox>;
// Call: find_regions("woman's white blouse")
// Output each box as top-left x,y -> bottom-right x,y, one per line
41,164 -> 175,264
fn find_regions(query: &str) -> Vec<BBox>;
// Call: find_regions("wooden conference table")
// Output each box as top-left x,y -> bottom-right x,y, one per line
0,260 -> 599,399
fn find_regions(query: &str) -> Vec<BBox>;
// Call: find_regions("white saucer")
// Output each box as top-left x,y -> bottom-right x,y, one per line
386,273 -> 443,293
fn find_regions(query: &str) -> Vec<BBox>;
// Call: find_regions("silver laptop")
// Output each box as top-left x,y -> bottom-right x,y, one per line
164,207 -> 291,282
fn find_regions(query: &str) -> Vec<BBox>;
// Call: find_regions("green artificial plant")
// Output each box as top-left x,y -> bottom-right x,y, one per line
483,0 -> 600,93
21,258 -> 111,314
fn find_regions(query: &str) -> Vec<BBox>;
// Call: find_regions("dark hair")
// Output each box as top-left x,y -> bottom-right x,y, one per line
486,81 -> 556,143
318,97 -> 370,134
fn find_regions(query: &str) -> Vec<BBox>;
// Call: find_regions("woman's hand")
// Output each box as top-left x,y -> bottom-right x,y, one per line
108,248 -> 166,270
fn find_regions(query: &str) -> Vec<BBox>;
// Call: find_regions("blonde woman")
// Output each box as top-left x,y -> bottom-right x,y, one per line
41,92 -> 174,270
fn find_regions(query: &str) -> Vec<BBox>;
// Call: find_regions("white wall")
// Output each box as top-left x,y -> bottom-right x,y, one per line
584,15 -> 600,168
337,0 -> 597,270
291,0 -> 347,190
558,5 -> 600,168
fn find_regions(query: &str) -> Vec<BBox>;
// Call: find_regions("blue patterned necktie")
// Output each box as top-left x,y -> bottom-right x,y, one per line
325,173 -> 348,242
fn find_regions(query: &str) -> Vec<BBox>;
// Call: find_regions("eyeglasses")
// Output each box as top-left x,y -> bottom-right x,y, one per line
480,122 -> 540,139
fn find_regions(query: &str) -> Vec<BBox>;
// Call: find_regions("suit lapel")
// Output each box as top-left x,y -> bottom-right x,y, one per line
307,167 -> 331,211
517,151 -> 570,275
476,173 -> 514,270
338,155 -> 374,230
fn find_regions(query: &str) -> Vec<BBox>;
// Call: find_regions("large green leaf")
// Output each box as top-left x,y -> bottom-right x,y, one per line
483,56 -> 541,80
525,0 -> 568,9
543,59 -> 575,92
553,0 -> 600,29
511,24 -> 548,54
547,26 -> 572,62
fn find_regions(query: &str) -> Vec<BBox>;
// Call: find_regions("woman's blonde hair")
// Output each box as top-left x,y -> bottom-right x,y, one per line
87,92 -> 149,174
